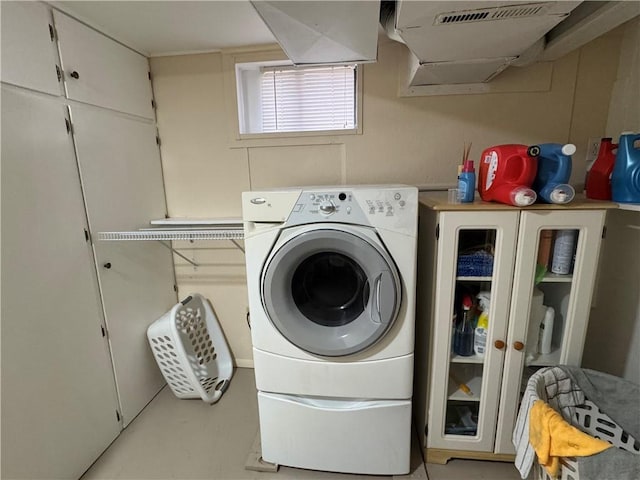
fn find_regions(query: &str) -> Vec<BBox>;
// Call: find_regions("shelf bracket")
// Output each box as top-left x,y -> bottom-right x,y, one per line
231,239 -> 245,254
158,241 -> 198,267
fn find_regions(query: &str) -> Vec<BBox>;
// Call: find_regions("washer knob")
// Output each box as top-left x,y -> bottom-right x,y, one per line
319,201 -> 336,215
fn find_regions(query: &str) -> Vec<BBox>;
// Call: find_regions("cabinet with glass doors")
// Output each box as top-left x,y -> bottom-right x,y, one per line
414,194 -> 614,464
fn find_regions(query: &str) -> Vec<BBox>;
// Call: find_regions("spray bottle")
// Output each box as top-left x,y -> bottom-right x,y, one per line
533,143 -> 576,204
454,294 -> 474,357
474,292 -> 491,357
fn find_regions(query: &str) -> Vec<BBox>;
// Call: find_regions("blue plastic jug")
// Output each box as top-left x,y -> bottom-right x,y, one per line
532,143 -> 576,204
611,133 -> 640,204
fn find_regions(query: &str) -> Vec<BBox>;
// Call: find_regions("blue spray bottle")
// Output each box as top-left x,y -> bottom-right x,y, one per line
532,143 -> 576,204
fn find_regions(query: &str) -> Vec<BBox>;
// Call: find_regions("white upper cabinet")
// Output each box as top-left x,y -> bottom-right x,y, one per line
1,2 -> 62,95
70,104 -> 166,231
53,11 -> 154,119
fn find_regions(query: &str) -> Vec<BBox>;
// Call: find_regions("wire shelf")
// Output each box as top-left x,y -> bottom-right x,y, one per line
98,229 -> 244,241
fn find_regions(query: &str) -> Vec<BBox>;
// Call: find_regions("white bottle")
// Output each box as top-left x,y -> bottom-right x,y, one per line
551,230 -> 576,274
538,306 -> 555,355
525,288 -> 545,363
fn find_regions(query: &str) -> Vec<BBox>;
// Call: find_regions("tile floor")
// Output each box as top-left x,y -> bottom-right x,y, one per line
82,368 -> 523,480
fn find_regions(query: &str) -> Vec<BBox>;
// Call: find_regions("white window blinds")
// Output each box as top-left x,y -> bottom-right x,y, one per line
260,65 -> 356,133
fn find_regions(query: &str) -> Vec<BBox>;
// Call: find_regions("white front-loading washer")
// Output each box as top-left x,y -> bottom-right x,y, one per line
242,185 -> 418,475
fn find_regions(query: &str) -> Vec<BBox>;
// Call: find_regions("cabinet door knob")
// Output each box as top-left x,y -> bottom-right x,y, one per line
514,341 -> 525,351
494,340 -> 505,350
103,262 -> 112,269
69,71 -> 80,79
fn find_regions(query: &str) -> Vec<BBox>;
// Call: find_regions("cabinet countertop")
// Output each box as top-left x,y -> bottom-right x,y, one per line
419,192 -> 618,211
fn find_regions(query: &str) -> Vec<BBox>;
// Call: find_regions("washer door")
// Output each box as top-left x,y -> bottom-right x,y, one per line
261,228 -> 401,357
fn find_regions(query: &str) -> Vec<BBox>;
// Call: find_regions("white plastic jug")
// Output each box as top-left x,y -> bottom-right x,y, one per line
525,288 -> 545,363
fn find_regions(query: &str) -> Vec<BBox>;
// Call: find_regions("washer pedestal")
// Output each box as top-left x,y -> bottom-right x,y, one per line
258,391 -> 411,475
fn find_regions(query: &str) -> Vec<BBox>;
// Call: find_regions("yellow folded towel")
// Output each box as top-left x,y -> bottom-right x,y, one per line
530,399 -> 611,478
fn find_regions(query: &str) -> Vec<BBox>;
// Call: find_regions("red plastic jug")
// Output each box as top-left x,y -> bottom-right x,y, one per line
585,138 -> 617,200
478,144 -> 539,206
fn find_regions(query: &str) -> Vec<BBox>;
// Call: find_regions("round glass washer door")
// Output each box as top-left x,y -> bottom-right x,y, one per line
261,228 -> 401,357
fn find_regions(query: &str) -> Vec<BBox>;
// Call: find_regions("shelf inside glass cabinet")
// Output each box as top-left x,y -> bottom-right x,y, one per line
448,375 -> 482,402
539,272 -> 573,283
525,347 -> 562,367
450,353 -> 484,364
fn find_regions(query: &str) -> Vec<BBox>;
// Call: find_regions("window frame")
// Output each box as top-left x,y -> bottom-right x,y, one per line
222,47 -> 363,148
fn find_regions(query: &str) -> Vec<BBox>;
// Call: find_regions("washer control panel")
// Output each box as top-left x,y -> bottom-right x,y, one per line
297,192 -> 354,216
288,191 -> 364,224
243,186 -> 417,233
286,188 -> 414,227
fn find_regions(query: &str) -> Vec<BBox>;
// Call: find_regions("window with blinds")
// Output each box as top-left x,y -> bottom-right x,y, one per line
260,65 -> 356,133
235,62 -> 358,135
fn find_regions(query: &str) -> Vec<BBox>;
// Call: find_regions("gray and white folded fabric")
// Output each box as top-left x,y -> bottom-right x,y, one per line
541,366 -> 585,422
513,366 -> 585,479
560,366 -> 640,480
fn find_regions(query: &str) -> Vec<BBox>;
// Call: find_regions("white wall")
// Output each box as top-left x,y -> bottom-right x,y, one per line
605,17 -> 640,140
150,29 -> 625,367
583,18 -> 640,385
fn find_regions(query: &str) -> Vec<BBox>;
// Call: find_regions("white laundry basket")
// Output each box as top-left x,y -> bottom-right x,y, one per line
147,294 -> 233,404
535,398 -> 640,480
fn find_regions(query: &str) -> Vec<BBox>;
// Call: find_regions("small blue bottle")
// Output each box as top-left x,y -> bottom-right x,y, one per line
458,160 -> 476,203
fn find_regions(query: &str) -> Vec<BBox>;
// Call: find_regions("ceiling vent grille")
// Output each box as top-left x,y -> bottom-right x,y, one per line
435,3 -> 551,25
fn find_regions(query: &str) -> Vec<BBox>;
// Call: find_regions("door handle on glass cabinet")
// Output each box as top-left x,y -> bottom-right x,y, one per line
494,340 -> 505,350
513,341 -> 525,351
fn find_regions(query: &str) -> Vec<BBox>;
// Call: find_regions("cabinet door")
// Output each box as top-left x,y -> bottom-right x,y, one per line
427,211 -> 519,452
1,85 -> 120,478
93,241 -> 177,426
53,11 -> 154,119
70,104 -> 176,425
69,105 -> 166,231
0,1 -> 62,95
494,210 -> 606,454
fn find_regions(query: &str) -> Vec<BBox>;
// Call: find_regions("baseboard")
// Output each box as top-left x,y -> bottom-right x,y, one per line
425,448 -> 515,465
236,359 -> 254,368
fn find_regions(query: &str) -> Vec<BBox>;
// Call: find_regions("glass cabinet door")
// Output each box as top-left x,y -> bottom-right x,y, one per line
428,211 -> 519,452
494,210 -> 606,454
